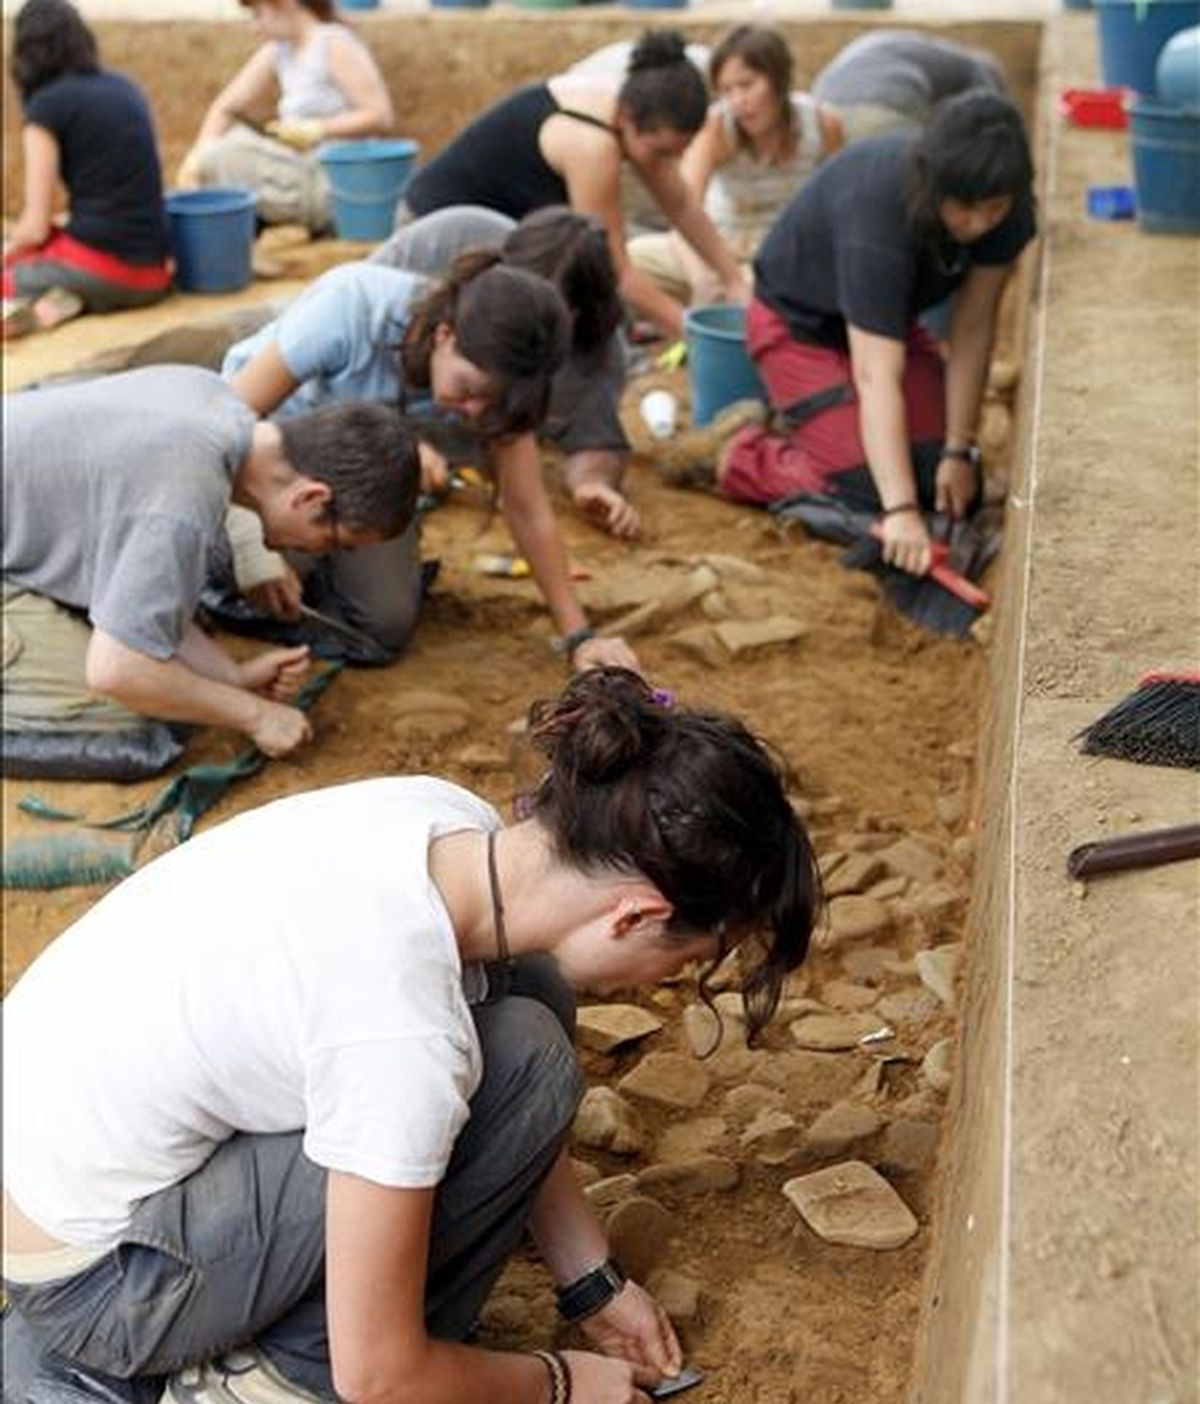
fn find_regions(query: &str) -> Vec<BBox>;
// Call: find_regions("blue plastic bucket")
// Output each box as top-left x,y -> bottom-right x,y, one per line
683,305 -> 766,427
318,139 -> 420,241
625,0 -> 689,9
1130,98 -> 1200,232
165,187 -> 256,294
338,0 -> 380,10
1063,0 -> 1093,10
831,0 -> 894,9
1156,25 -> 1200,104
1096,0 -> 1200,94
431,0 -> 490,7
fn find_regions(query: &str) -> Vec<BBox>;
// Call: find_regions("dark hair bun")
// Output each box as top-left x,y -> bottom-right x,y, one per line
629,29 -> 689,72
529,668 -> 662,784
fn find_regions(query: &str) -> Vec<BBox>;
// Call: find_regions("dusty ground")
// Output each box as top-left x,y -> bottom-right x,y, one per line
1,13 -> 1042,1403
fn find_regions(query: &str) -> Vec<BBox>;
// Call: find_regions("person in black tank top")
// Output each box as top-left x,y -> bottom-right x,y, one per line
402,31 -> 750,340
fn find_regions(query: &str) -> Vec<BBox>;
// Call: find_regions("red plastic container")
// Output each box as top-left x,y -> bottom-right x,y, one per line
1059,87 -> 1134,129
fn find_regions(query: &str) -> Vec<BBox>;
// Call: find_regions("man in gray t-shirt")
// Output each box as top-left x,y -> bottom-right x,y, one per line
813,30 -> 1006,141
3,366 -> 418,775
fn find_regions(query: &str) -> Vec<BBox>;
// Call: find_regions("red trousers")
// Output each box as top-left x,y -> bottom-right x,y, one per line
3,230 -> 172,304
721,298 -> 946,506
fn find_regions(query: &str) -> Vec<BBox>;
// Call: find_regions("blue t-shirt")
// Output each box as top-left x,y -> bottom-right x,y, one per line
222,264 -> 432,417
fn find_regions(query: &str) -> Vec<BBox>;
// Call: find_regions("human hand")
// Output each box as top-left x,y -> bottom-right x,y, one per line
418,440 -> 451,496
560,1348 -> 658,1404
579,1281 -> 683,1380
880,509 -> 932,577
239,645 -> 311,700
174,146 -> 206,190
935,453 -> 978,520
573,634 -> 641,675
266,117 -> 326,151
573,482 -> 641,540
723,267 -> 753,306
248,697 -> 313,757
246,564 -> 303,620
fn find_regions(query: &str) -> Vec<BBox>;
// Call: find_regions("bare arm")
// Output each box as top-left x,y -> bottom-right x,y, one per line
194,44 -> 279,143
228,339 -> 300,416
491,435 -> 640,673
85,626 -> 312,756
847,323 -> 931,576
319,30 -> 394,138
639,158 -> 747,305
5,125 -> 60,254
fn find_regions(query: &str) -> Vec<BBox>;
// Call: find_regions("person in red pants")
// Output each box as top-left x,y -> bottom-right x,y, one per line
721,91 -> 1035,576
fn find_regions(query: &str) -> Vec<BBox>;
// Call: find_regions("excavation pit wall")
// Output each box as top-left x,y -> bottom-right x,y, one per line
3,10 -> 1196,1403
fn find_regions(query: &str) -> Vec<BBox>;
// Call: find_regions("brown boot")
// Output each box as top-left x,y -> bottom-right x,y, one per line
655,397 -> 767,482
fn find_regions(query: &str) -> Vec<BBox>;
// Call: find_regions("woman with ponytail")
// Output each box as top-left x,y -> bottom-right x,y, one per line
216,253 -> 639,672
401,31 -> 750,339
4,668 -> 820,1404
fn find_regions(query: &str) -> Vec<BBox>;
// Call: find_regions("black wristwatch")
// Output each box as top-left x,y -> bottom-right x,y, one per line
555,1257 -> 627,1323
941,443 -> 982,468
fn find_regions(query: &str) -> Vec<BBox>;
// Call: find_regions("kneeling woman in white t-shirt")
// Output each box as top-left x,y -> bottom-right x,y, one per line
2,668 -> 820,1404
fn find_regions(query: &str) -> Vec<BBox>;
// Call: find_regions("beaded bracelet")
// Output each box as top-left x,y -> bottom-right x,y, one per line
533,1350 -> 572,1404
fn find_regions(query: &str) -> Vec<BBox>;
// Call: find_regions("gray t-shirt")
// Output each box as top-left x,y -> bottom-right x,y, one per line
812,30 -> 1005,121
3,366 -> 256,660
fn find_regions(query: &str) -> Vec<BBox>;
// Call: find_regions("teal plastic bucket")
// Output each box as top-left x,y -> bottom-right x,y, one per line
831,0 -> 894,9
1095,0 -> 1200,94
683,305 -> 766,427
431,0 -> 490,7
339,0 -> 380,9
1130,98 -> 1200,232
319,139 -> 420,241
165,187 -> 256,293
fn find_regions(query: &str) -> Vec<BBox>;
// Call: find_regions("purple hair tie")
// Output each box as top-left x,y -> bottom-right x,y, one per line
651,687 -> 676,709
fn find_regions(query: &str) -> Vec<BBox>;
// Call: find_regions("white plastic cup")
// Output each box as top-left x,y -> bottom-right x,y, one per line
639,388 -> 678,440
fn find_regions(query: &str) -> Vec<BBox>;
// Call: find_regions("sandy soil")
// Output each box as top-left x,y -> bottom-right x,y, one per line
0,14 -> 1039,1401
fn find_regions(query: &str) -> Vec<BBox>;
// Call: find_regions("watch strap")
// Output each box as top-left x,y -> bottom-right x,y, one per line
555,1257 -> 626,1322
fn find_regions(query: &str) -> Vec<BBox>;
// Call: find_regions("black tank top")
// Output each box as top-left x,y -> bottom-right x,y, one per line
405,83 -> 615,220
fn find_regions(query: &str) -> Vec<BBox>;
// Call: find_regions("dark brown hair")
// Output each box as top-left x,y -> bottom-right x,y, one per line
238,0 -> 337,21
618,30 -> 708,136
710,25 -> 796,153
279,401 -> 420,538
400,250 -> 570,438
11,0 -> 99,98
526,668 -> 821,1044
502,207 -> 622,357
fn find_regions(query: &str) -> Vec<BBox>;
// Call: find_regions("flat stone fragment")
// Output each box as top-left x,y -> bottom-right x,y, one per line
875,988 -> 940,1026
790,1012 -> 893,1052
637,1155 -> 740,1195
681,1002 -> 723,1058
712,615 -> 806,655
866,875 -> 909,902
879,836 -> 944,884
666,624 -> 727,669
752,1050 -> 865,1106
921,1038 -> 955,1093
915,944 -> 963,1010
822,980 -> 880,1012
877,1119 -> 940,1176
573,1087 -> 646,1155
701,552 -> 769,584
826,895 -> 892,945
576,1003 -> 665,1053
656,1116 -> 727,1161
824,852 -> 888,898
840,946 -> 892,983
619,1052 -> 712,1109
913,883 -> 965,921
803,1102 -> 883,1158
724,1083 -> 785,1122
782,1161 -> 919,1249
605,1195 -> 675,1279
646,1269 -> 701,1322
740,1109 -> 800,1165
585,1174 -> 639,1212
818,850 -> 849,881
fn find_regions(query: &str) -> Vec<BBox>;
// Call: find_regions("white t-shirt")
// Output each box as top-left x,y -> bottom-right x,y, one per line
3,777 -> 497,1250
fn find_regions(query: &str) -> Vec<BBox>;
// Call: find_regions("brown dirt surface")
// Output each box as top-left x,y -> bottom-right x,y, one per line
0,13 -> 1041,1400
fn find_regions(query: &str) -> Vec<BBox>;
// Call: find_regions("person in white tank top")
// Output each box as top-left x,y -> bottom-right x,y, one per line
176,0 -> 393,231
630,25 -> 843,306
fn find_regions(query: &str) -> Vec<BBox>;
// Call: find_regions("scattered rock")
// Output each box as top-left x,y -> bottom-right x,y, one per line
656,1116 -> 727,1161
573,1087 -> 646,1155
824,852 -> 887,898
753,1050 -> 865,1107
646,1268 -> 701,1322
946,740 -> 975,761
978,401 -> 1012,455
576,1004 -> 665,1053
877,1119 -> 940,1176
774,996 -> 829,1024
740,1109 -> 801,1164
585,1174 -> 639,1212
915,944 -> 963,1010
988,357 -> 1019,395
570,1157 -> 601,1188
712,615 -> 807,656
790,1012 -> 893,1052
701,552 -> 769,585
875,987 -> 940,1026
682,1001 -> 723,1058
921,1038 -> 955,1093
951,835 -> 976,865
619,1052 -> 712,1109
605,1195 -> 675,1280
453,741 -> 509,772
818,850 -> 849,881
913,884 -> 964,922
390,711 -> 470,743
666,624 -> 727,669
724,1083 -> 785,1122
637,1155 -> 739,1195
890,1089 -> 942,1122
821,980 -> 880,1012
803,1102 -> 883,1159
840,946 -> 892,983
824,895 -> 892,946
866,875 -> 909,902
782,1161 -> 919,1249
391,689 -> 472,719
833,830 -> 897,852
879,836 -> 944,884
936,793 -> 967,827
